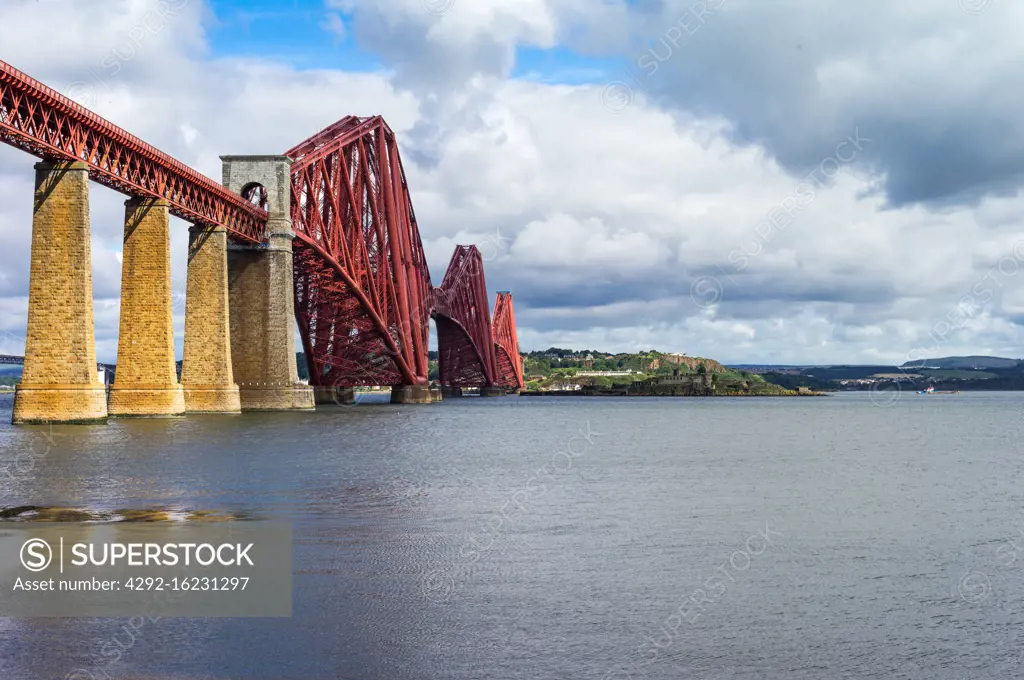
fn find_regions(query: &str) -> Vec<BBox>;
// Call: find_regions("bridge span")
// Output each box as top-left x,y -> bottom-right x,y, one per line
0,58 -> 522,424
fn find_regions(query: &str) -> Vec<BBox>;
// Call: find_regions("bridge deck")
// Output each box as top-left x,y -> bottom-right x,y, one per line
0,59 -> 267,241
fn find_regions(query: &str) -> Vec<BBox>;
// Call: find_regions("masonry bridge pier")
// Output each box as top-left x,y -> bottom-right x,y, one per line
0,59 -> 522,425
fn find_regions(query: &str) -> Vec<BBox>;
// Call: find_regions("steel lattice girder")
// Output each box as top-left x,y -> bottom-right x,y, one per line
0,59 -> 266,241
492,292 -> 524,389
435,315 -> 490,387
0,58 -> 523,389
286,115 -> 523,389
288,116 -> 432,387
432,245 -> 499,388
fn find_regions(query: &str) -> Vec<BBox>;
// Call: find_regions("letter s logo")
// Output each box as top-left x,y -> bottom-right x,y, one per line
21,538 -> 52,572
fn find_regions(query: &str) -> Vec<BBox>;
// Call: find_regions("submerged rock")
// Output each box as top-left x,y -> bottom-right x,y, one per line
0,505 -> 42,519
27,507 -> 95,522
116,509 -> 172,522
186,509 -> 252,522
0,506 -> 254,523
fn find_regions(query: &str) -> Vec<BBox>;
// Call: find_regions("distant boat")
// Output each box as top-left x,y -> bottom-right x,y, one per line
917,385 -> 959,394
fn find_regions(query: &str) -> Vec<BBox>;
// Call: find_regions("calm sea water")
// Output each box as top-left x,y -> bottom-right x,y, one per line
1,390 -> 1023,679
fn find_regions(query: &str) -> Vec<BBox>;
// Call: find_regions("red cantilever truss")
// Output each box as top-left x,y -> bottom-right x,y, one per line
287,116 -> 432,386
432,246 -> 499,388
492,292 -> 524,389
0,59 -> 522,390
0,59 -> 266,241
286,116 -> 524,389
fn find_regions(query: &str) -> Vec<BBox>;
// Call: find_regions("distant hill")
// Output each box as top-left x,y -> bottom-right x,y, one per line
728,364 -> 816,370
901,356 -> 1020,370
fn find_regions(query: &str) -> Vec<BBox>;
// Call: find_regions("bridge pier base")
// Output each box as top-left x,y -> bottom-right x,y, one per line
430,387 -> 443,402
480,386 -> 506,397
441,386 -> 463,399
227,239 -> 315,411
108,198 -> 185,418
223,155 -> 314,412
181,226 -> 241,413
314,386 -> 356,405
13,161 -> 107,424
390,385 -> 432,404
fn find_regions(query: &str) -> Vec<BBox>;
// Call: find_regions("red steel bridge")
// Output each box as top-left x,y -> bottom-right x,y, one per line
0,58 -> 523,404
285,115 -> 523,391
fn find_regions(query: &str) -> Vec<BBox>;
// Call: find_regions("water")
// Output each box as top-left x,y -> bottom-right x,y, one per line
1,390 -> 1023,679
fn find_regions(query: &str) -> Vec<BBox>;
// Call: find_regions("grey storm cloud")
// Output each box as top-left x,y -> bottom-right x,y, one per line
615,0 -> 1024,207
340,0 -> 1024,208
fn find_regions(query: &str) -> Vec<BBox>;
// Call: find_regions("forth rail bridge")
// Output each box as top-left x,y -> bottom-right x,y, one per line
0,58 -> 523,424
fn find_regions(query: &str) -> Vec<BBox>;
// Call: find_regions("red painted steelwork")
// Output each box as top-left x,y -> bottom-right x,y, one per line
287,117 -> 524,389
432,246 -> 499,388
288,116 -> 431,387
492,292 -> 524,389
0,59 -> 266,241
0,60 -> 523,390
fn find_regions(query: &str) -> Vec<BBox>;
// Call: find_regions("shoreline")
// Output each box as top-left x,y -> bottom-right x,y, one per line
519,390 -> 828,398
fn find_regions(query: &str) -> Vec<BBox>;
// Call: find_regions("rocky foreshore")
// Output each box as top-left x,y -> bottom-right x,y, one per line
0,506 -> 253,522
520,387 -> 827,397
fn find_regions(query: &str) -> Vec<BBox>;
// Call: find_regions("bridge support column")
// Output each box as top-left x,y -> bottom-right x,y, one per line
430,387 -> 443,403
13,161 -> 107,424
181,226 -> 241,413
390,385 -> 432,404
314,386 -> 356,405
441,386 -> 463,399
108,197 -> 185,418
480,386 -> 506,397
222,155 -> 314,411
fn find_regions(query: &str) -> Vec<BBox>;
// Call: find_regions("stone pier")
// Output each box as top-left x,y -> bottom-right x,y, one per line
222,155 -> 314,411
180,226 -> 241,413
12,161 -> 107,424
480,386 -> 506,397
314,386 -> 356,405
441,386 -> 463,399
390,385 -> 432,404
107,197 -> 185,417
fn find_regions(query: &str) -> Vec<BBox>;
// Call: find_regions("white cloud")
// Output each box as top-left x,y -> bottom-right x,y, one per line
511,214 -> 666,271
320,12 -> 347,44
0,0 -> 1023,367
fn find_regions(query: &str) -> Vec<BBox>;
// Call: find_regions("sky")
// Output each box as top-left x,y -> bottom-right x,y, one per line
1,0 -> 1023,365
